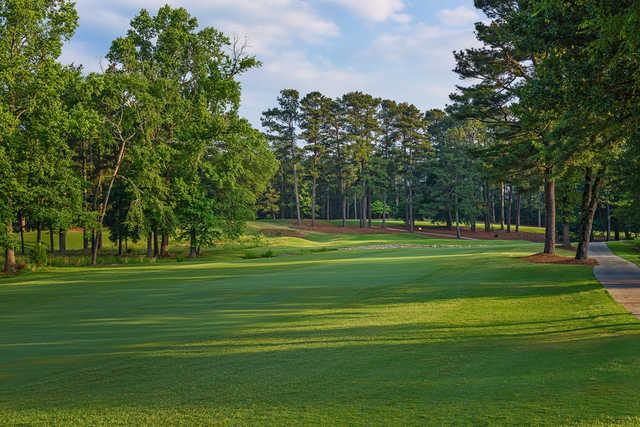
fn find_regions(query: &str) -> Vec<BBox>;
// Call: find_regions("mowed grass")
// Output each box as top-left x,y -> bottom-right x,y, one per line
1,232 -> 640,425
609,240 -> 640,267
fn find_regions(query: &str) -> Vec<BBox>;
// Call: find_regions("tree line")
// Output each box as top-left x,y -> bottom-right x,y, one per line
260,89 -> 548,238
1,2 -> 276,272
259,1 -> 640,261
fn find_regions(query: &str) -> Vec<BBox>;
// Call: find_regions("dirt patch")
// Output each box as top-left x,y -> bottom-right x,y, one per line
295,223 -> 400,235
523,253 -> 598,266
259,228 -> 307,238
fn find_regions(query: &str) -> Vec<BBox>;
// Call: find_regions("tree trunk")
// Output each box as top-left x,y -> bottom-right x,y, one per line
4,247 -> 16,273
382,193 -> 388,229
455,202 -> 461,240
614,218 -> 620,241
293,163 -> 302,225
367,189 -> 372,228
59,229 -> 66,255
48,226 -> 54,253
489,189 -> 496,225
326,187 -> 330,221
189,228 -> 197,258
606,204 -> 611,242
118,235 -> 123,256
543,170 -> 557,255
506,184 -> 512,233
153,229 -> 159,257
341,179 -> 346,227
500,182 -> 505,230
311,175 -> 317,227
562,223 -> 571,248
19,213 -> 25,255
83,229 -> 88,255
353,194 -> 358,221
537,192 -> 542,228
360,192 -> 366,228
484,182 -> 491,232
515,191 -> 521,232
408,184 -> 414,233
91,229 -> 100,265
161,234 -> 169,257
280,170 -> 286,220
36,223 -> 42,245
576,167 -> 606,260
146,233 -> 153,257
3,223 -> 16,273
446,203 -> 453,230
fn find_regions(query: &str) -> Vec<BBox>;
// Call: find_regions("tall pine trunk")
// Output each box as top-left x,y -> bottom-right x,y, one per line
311,175 -> 317,227
3,223 -> 16,273
146,233 -> 153,257
83,229 -> 88,255
293,163 -> 302,225
543,169 -> 557,255
153,229 -> 159,257
515,191 -> 521,232
576,167 -> 606,260
49,226 -> 54,253
455,201 -> 461,239
484,182 -> 491,232
91,229 -> 100,265
382,193 -> 388,229
161,234 -> 169,257
59,229 -> 66,255
341,178 -> 346,227
606,204 -> 611,241
562,223 -> 571,248
506,184 -> 512,233
407,182 -> 414,233
189,228 -> 197,258
500,182 -> 505,230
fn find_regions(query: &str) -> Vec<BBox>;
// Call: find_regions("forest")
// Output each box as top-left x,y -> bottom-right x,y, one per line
2,1 -> 640,273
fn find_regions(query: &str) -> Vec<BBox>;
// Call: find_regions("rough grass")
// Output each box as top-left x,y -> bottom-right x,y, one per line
608,240 -> 640,267
1,232 -> 640,425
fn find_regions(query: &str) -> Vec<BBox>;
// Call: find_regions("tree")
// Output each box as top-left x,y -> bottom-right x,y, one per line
0,0 -> 78,271
262,89 -> 302,225
341,92 -> 380,228
300,91 -> 331,227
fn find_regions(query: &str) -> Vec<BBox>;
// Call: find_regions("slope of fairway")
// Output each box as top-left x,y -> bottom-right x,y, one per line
2,233 -> 640,425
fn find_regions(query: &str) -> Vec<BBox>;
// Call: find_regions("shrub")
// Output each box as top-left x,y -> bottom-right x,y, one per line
29,243 -> 48,267
261,249 -> 274,258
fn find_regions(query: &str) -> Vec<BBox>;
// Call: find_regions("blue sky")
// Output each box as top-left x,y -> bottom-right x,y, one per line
61,0 -> 482,128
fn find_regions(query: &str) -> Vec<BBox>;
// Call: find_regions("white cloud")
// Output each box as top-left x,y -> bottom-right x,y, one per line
437,6 -> 480,27
326,0 -> 409,22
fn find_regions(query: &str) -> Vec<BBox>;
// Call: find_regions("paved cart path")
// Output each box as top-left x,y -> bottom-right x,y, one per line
591,242 -> 640,319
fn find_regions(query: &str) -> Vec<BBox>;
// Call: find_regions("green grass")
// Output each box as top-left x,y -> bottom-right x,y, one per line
608,240 -> 640,267
283,218 -> 546,234
1,231 -> 640,425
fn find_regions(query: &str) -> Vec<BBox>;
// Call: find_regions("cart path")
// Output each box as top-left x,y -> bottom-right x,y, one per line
590,242 -> 640,319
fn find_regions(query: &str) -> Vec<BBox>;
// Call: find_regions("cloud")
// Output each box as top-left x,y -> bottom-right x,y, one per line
326,0 -> 409,23
59,41 -> 106,73
437,6 -> 480,27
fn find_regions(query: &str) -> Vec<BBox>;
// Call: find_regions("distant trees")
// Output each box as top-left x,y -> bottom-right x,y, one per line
1,4 -> 276,270
261,90 -> 507,234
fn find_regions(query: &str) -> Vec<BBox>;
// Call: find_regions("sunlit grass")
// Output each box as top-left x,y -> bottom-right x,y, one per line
608,240 -> 640,266
1,232 -> 639,424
